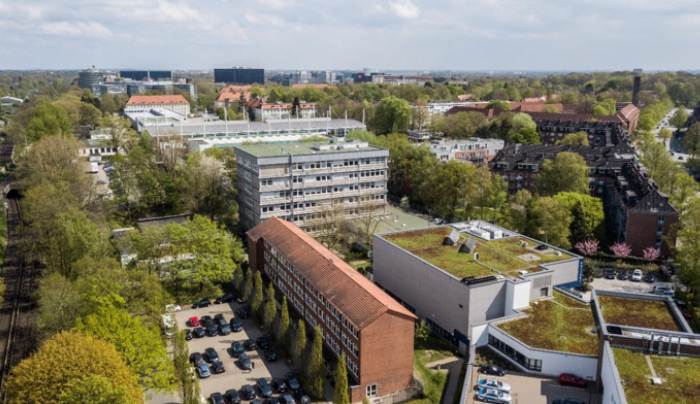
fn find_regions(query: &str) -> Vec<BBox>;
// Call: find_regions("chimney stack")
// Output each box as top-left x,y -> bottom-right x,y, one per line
632,76 -> 641,106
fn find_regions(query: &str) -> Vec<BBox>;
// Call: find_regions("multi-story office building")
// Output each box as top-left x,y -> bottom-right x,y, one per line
247,217 -> 417,402
125,95 -> 191,118
427,138 -> 505,166
235,139 -> 389,232
78,67 -> 106,91
214,67 -> 265,85
120,70 -> 173,81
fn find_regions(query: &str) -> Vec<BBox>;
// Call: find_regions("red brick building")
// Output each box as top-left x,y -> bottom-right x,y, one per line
247,218 -> 417,402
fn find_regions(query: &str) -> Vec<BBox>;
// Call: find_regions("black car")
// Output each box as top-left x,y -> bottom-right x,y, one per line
215,293 -> 235,304
230,318 -> 243,332
185,329 -> 193,340
192,299 -> 211,309
294,389 -> 311,404
214,313 -> 227,326
266,398 -> 281,404
237,307 -> 250,319
190,352 -> 205,366
232,341 -> 245,357
224,389 -> 241,404
645,272 -> 656,283
201,315 -> 214,327
219,323 -> 232,335
210,393 -> 225,404
212,360 -> 225,374
193,327 -> 206,338
617,270 -> 629,280
479,364 -> 506,376
279,394 -> 295,404
604,269 -> 617,279
257,378 -> 273,398
205,347 -> 219,363
244,338 -> 257,350
552,399 -> 585,404
535,244 -> 548,251
286,373 -> 301,391
207,325 -> 218,337
239,353 -> 252,370
240,385 -> 256,400
272,378 -> 287,393
264,350 -> 278,362
256,336 -> 270,350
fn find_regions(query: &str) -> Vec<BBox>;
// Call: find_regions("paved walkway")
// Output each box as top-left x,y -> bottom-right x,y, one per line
426,357 -> 465,404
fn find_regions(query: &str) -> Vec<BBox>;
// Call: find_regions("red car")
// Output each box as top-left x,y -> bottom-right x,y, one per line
559,373 -> 587,387
188,316 -> 200,327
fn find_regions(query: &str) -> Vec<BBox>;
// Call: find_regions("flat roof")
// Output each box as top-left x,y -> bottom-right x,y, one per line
598,295 -> 682,332
235,140 -> 386,158
613,347 -> 700,404
496,291 -> 598,355
141,118 -> 365,136
381,225 -> 574,280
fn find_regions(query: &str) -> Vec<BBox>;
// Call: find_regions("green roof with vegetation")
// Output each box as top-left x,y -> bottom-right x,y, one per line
598,296 -> 681,331
235,139 -> 385,157
613,348 -> 700,404
496,291 -> 598,355
382,226 -> 572,279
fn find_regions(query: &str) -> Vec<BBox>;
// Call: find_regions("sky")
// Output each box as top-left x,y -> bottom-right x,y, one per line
0,0 -> 698,71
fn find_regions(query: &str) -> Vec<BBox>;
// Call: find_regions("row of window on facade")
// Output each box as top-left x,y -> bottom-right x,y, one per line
293,158 -> 386,171
488,334 -> 543,371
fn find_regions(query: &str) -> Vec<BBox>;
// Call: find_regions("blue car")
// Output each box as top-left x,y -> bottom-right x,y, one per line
476,387 -> 511,403
196,363 -> 211,379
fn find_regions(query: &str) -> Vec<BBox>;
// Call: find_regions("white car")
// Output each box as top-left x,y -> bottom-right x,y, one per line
478,378 -> 511,393
631,269 -> 643,282
476,388 -> 511,403
165,304 -> 181,312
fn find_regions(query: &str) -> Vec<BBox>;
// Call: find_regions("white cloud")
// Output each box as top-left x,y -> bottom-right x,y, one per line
389,1 -> 419,19
42,21 -> 113,39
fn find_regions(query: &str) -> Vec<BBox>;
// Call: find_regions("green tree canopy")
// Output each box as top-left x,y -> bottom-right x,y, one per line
536,152 -> 590,196
669,108 -> 688,130
528,196 -> 574,249
307,325 -> 326,399
553,192 -> 605,245
333,354 -> 350,404
557,132 -> 590,146
58,375 -> 134,404
294,319 -> 306,369
372,96 -> 411,134
27,101 -> 73,142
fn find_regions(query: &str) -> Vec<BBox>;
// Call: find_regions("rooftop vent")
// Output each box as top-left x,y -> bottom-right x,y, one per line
459,236 -> 477,254
443,229 -> 460,246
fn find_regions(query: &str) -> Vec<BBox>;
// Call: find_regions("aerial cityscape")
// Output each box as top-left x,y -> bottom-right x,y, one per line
0,2 -> 699,404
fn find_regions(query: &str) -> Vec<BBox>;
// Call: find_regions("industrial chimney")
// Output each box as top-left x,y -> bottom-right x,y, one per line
632,76 -> 641,106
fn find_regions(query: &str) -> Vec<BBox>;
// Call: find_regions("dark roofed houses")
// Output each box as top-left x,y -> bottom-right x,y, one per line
246,217 -> 416,403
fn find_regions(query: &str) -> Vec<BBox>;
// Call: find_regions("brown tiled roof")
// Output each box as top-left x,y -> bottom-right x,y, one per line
616,104 -> 640,123
247,218 -> 416,329
126,95 -> 189,105
260,102 -> 316,110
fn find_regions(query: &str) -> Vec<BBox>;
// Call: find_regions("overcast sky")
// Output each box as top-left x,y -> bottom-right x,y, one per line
0,0 -> 698,71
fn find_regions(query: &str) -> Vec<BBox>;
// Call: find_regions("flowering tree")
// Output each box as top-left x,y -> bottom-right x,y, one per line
610,242 -> 632,258
643,246 -> 660,261
575,239 -> 599,256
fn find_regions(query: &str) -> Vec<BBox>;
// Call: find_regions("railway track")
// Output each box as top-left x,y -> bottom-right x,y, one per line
0,192 -> 36,402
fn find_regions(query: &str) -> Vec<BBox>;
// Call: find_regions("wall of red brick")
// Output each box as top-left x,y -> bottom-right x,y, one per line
625,212 -> 678,257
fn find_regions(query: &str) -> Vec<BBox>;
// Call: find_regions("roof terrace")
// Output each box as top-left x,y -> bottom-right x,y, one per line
598,295 -> 682,332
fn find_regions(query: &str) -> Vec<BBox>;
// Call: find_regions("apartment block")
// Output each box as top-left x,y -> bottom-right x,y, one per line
235,139 -> 389,232
427,138 -> 505,166
247,217 -> 416,402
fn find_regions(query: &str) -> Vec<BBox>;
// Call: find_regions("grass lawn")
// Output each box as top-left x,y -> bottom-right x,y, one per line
409,335 -> 455,404
497,291 -> 598,355
490,237 -> 573,264
613,348 -> 700,404
598,296 -> 681,331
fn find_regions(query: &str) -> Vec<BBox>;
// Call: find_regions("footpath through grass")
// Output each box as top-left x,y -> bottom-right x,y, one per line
406,335 -> 455,404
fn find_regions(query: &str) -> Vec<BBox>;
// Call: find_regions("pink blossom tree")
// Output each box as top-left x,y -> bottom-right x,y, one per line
575,239 -> 599,256
643,246 -> 660,261
610,242 -> 632,258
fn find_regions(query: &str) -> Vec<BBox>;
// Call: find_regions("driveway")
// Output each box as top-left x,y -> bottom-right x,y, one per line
589,273 -> 677,295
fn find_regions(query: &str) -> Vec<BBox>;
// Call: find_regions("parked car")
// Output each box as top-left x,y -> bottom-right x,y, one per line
239,353 -> 252,370
644,272 -> 656,283
240,385 -> 256,400
189,316 -> 201,327
552,399 -> 585,404
286,373 -> 301,391
479,364 -> 506,376
215,293 -> 235,304
558,373 -> 587,387
214,313 -> 227,325
257,336 -> 270,350
237,307 -> 250,319
604,269 -> 617,279
212,360 -> 225,374
265,398 -> 281,404
190,352 -> 205,366
279,394 -> 295,404
165,303 -> 181,312
293,389 -> 311,404
244,338 -> 257,350
272,378 -> 287,393
231,341 -> 245,357
193,327 -> 206,338
195,363 -> 211,378
257,378 -> 273,398
205,347 -> 219,363
185,329 -> 193,341
210,393 -> 225,404
230,318 -> 243,332
617,270 -> 629,280
478,378 -> 511,393
674,299 -> 688,309
200,315 -> 214,327
652,285 -> 674,296
192,299 -> 211,309
206,325 -> 218,337
631,269 -> 643,282
219,323 -> 232,335
224,389 -> 241,404
476,387 -> 511,403
264,350 -> 278,362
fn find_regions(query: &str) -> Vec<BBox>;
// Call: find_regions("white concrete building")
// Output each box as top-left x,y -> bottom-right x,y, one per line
125,95 -> 191,118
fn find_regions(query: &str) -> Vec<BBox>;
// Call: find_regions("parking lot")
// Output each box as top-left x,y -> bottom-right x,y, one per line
175,299 -> 297,402
465,367 -> 601,404
590,269 -> 678,295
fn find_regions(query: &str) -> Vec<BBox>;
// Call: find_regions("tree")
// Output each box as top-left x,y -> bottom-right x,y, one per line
677,198 -> 700,293
464,166 -> 507,221
36,272 -> 82,337
575,239 -> 599,256
485,100 -> 510,110
553,192 -> 605,245
658,128 -> 673,148
242,269 -> 253,301
683,123 -> 700,158
591,98 -> 617,116
373,96 -> 411,134
26,101 -> 72,142
610,242 -> 632,258
307,325 -> 326,399
293,319 -> 307,369
312,204 -> 347,251
557,132 -> 589,146
264,282 -> 277,334
643,246 -> 660,261
414,319 -> 431,345
333,354 -> 350,404
669,108 -> 688,130
277,296 -> 290,355
4,331 -> 142,404
422,160 -> 475,220
75,305 -> 175,391
528,196 -> 573,249
536,152 -> 589,196
251,271 -> 264,323
58,375 -> 134,404
179,152 -> 238,228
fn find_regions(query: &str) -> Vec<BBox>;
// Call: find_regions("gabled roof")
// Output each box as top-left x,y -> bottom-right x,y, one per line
126,95 -> 189,106
247,218 -> 416,329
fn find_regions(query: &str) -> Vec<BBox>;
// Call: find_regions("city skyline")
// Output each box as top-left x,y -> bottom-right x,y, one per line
0,0 -> 698,71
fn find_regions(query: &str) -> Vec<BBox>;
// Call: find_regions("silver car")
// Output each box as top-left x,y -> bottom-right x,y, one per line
478,378 -> 511,393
